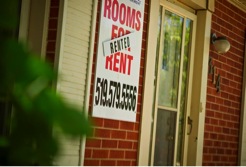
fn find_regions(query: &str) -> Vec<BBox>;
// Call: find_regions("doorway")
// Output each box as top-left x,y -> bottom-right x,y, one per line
151,2 -> 196,166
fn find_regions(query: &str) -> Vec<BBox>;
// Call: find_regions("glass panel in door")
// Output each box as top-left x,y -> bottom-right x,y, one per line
176,18 -> 193,165
154,109 -> 177,166
158,10 -> 183,108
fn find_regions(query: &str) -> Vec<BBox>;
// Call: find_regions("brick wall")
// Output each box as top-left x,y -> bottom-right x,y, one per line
46,0 -> 59,67
84,0 -> 149,166
203,0 -> 246,165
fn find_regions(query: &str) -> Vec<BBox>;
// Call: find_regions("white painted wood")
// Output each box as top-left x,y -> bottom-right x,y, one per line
187,10 -> 212,166
138,0 -> 159,165
19,0 -> 50,59
28,0 -> 48,56
41,0 -> 50,58
81,0 -> 98,165
55,0 -> 94,165
138,0 -> 207,166
149,1 -> 197,165
239,31 -> 246,165
18,0 -> 30,41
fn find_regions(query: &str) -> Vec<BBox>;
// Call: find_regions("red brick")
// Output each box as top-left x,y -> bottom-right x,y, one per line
50,0 -> 59,7
203,155 -> 212,162
219,105 -> 227,112
120,121 -> 134,130
95,128 -> 111,138
221,92 -> 229,98
211,104 -> 219,110
102,139 -> 117,148
101,160 -> 116,166
118,140 -> 133,149
218,134 -> 225,140
48,19 -> 58,29
207,95 -> 216,102
136,112 -> 141,122
84,159 -> 99,166
85,149 -> 92,158
104,119 -> 120,129
131,160 -> 137,166
221,156 -> 228,162
214,112 -> 223,119
210,133 -> 217,140
86,138 -> 101,148
218,148 -> 225,155
210,118 -> 218,125
125,150 -> 137,159
117,160 -> 131,166
204,139 -> 212,146
49,7 -> 59,18
221,142 -> 229,148
215,97 -> 223,104
212,155 -> 220,161
205,125 -> 213,132
203,147 -> 208,154
134,123 -> 139,131
204,132 -> 209,138
208,148 -> 216,154
47,30 -> 57,40
213,141 -> 221,147
133,142 -> 138,149
206,110 -> 214,117
224,99 -> 231,106
214,126 -> 222,133
223,113 -> 230,120
109,150 -> 125,159
91,117 -> 104,127
92,149 -> 109,158
46,41 -> 55,52
127,131 -> 139,140
111,130 -> 126,139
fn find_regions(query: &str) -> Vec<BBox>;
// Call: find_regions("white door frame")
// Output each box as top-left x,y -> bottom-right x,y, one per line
149,1 -> 196,165
138,0 -> 212,165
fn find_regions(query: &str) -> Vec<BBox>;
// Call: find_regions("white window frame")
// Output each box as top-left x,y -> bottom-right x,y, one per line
18,0 -> 50,58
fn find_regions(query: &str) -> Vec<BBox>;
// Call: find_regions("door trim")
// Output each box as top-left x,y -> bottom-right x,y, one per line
138,0 -> 212,166
150,3 -> 197,165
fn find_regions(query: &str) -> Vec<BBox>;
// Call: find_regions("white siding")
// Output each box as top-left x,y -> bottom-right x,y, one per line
54,0 -> 94,165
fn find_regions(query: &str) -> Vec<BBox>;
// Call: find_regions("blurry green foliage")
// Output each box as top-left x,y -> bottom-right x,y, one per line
0,0 -> 91,165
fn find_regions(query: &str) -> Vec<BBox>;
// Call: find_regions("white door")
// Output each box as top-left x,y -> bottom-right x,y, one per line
151,2 -> 196,166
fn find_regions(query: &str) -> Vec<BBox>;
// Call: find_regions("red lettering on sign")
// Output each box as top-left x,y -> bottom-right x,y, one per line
105,52 -> 133,75
104,0 -> 111,19
111,25 -> 130,39
103,0 -> 142,31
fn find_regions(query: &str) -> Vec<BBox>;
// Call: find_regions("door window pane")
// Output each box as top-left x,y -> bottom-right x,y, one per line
176,18 -> 193,165
158,11 -> 184,108
154,109 -> 177,166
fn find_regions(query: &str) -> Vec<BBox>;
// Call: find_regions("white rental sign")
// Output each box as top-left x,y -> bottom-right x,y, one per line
92,0 -> 145,122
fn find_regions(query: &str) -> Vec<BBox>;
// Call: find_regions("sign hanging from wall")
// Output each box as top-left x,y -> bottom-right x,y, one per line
92,0 -> 145,122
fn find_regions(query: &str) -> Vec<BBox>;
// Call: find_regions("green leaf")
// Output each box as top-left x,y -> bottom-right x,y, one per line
56,106 -> 92,136
0,137 -> 8,147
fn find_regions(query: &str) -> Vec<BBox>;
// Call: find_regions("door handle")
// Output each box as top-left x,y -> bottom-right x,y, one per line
187,116 -> 193,135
